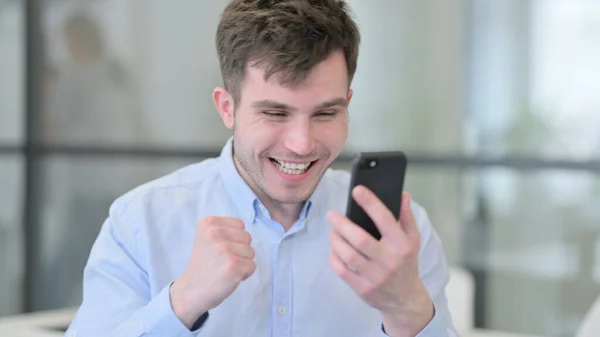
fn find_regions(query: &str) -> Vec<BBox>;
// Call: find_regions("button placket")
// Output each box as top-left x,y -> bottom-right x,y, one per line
272,237 -> 292,336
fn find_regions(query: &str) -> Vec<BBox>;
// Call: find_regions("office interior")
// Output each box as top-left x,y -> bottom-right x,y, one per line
1,0 -> 599,336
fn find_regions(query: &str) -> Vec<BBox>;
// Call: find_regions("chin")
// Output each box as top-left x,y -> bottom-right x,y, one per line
267,183 -> 317,204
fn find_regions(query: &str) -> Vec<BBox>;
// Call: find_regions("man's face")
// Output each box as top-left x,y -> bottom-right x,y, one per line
216,51 -> 351,204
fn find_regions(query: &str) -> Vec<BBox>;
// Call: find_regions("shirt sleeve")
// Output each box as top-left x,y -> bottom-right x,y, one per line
64,202 -> 204,337
379,305 -> 453,337
380,201 -> 460,337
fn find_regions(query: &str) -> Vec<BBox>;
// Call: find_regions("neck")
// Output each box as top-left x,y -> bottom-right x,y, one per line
233,155 -> 303,231
260,199 -> 304,231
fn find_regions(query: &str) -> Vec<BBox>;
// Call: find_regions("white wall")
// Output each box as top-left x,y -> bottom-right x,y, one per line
135,0 -> 232,149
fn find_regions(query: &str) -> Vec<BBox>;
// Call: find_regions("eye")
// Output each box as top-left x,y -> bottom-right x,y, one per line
262,111 -> 286,117
315,110 -> 337,118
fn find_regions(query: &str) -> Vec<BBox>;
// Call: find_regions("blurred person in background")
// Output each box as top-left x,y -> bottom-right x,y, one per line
66,1 -> 457,336
42,11 -> 147,309
45,10 -> 144,144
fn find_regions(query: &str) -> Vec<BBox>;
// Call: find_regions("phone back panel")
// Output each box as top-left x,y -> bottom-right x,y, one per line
345,151 -> 407,240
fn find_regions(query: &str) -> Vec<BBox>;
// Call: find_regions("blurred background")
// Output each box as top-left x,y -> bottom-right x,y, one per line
1,0 -> 600,336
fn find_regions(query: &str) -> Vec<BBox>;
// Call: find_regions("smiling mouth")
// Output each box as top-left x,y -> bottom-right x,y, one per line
269,158 -> 317,175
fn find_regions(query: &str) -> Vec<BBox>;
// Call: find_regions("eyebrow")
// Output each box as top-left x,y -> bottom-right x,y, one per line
314,97 -> 349,110
251,97 -> 349,112
251,100 -> 296,111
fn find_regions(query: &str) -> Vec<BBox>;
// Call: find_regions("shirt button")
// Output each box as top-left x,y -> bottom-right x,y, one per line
246,212 -> 252,220
277,306 -> 287,315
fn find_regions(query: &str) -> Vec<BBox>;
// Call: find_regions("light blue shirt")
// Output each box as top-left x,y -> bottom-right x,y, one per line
66,138 -> 458,337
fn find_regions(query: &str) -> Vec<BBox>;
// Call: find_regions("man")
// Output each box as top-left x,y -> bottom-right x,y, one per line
66,1 -> 458,336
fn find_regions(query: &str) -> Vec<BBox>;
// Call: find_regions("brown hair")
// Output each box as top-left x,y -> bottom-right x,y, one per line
216,0 -> 361,104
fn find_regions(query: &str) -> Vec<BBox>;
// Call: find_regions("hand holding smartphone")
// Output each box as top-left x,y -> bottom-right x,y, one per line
345,151 -> 408,240
334,152 -> 434,331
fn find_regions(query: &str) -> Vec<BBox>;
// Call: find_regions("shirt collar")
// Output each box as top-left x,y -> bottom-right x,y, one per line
218,137 -> 327,224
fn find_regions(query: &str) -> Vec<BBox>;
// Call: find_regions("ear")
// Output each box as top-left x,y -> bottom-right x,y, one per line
347,88 -> 353,103
213,87 -> 235,129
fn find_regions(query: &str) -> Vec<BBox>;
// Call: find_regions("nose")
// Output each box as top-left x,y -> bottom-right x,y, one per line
282,119 -> 316,156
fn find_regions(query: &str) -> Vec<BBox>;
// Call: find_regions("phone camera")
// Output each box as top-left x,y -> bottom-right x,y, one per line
360,158 -> 378,169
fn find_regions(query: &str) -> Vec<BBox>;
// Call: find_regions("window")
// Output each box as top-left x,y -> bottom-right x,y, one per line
0,156 -> 24,316
0,0 -> 24,317
0,1 -> 24,144
467,1 -> 600,335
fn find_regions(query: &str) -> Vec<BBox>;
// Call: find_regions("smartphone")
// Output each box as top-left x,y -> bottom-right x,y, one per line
345,151 -> 408,240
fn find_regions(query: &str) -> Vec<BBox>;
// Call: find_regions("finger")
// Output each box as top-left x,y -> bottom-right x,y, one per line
223,242 -> 255,259
330,230 -> 379,278
352,185 -> 404,240
399,192 -> 420,237
329,249 -> 370,294
207,226 -> 252,244
203,216 -> 245,229
239,259 -> 257,281
327,210 -> 380,259
229,257 -> 257,282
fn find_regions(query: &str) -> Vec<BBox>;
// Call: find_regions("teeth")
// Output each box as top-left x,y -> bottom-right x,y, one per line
276,160 -> 310,170
273,159 -> 313,175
